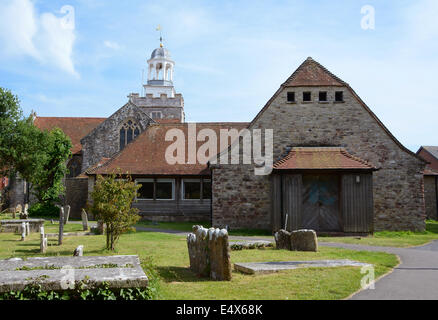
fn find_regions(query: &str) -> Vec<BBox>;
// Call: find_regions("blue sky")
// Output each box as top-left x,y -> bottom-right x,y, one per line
0,0 -> 437,152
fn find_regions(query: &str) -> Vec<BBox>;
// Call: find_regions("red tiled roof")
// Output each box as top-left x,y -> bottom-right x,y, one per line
34,117 -> 106,154
283,57 -> 346,87
273,147 -> 376,170
424,169 -> 438,176
86,122 -> 249,176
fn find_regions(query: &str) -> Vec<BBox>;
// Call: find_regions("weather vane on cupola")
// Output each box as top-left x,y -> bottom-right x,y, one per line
156,24 -> 164,47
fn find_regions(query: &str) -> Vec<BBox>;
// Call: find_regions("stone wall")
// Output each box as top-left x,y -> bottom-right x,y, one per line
65,178 -> 88,219
81,102 -> 154,171
424,176 -> 437,220
212,85 -> 426,231
4,174 -> 27,210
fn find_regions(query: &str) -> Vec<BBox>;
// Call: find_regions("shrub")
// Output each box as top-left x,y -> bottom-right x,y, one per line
88,172 -> 141,251
28,202 -> 59,218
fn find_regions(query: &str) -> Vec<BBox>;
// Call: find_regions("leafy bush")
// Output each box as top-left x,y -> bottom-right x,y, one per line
88,173 -> 141,251
28,202 -> 59,218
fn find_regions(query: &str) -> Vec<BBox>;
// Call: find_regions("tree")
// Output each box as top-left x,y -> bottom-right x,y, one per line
0,87 -> 72,205
88,173 -> 141,251
30,128 -> 72,204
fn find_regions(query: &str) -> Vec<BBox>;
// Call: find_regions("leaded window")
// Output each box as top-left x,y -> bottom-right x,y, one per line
120,120 -> 141,150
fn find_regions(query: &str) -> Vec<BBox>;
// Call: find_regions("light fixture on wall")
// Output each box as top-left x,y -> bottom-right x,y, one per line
356,175 -> 361,184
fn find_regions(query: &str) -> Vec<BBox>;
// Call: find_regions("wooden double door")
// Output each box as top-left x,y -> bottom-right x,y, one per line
301,174 -> 341,232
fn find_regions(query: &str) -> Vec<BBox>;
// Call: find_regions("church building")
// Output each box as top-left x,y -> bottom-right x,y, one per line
6,42 -> 428,233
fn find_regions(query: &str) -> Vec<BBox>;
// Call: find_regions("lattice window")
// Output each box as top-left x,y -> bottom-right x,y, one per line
120,120 -> 141,150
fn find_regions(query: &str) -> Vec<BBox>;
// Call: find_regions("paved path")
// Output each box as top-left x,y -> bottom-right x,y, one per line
320,241 -> 438,300
133,227 -> 438,299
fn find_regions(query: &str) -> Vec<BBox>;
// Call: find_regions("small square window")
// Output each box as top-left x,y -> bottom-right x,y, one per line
156,179 -> 174,200
151,111 -> 162,120
335,91 -> 344,102
287,92 -> 295,102
137,180 -> 154,200
319,91 -> 328,102
183,179 -> 201,200
303,92 -> 312,102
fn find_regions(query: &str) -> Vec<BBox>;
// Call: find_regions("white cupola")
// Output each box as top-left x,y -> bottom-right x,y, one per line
144,42 -> 176,98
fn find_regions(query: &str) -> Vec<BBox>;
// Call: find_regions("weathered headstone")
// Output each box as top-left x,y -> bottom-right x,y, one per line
290,229 -> 318,252
187,225 -> 232,281
20,222 -> 26,241
58,207 -> 64,245
15,204 -> 22,215
81,209 -> 88,231
274,229 -> 292,250
73,245 -> 84,257
19,204 -> 29,220
63,205 -> 71,225
40,226 -> 47,253
275,229 -> 318,252
96,220 -> 105,235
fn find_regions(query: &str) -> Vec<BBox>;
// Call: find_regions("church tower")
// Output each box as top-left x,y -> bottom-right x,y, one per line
128,39 -> 184,122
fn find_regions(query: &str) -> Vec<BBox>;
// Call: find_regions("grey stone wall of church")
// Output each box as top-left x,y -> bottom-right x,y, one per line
81,103 -> 154,171
424,176 -> 437,220
212,86 -> 426,231
65,178 -> 88,219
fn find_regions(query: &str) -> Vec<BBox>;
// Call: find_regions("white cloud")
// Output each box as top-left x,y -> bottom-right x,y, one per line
0,0 -> 78,77
0,0 -> 39,58
104,41 -> 121,50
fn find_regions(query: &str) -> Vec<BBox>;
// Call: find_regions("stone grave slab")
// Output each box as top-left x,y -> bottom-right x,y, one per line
0,219 -> 45,233
0,255 -> 148,293
234,259 -> 371,274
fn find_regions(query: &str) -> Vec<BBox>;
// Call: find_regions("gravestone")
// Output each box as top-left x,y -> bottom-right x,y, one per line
20,222 -> 26,241
64,205 -> 71,225
274,229 -> 292,250
81,209 -> 88,231
290,229 -> 318,252
40,226 -> 47,253
73,245 -> 84,257
274,229 -> 318,252
96,220 -> 105,235
187,225 -> 232,281
58,207 -> 64,245
15,204 -> 22,215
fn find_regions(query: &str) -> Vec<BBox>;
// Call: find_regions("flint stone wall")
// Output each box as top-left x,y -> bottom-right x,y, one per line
187,225 -> 232,281
65,178 -> 88,219
424,176 -> 437,220
81,102 -> 154,171
212,86 -> 426,231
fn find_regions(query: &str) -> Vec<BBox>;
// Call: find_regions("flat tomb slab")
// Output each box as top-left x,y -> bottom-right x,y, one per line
0,219 -> 45,233
234,260 -> 371,274
0,255 -> 148,293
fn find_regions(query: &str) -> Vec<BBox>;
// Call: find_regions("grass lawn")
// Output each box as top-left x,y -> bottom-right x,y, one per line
0,229 -> 397,300
319,220 -> 438,248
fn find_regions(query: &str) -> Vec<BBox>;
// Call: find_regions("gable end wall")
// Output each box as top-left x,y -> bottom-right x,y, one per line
212,85 -> 426,231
